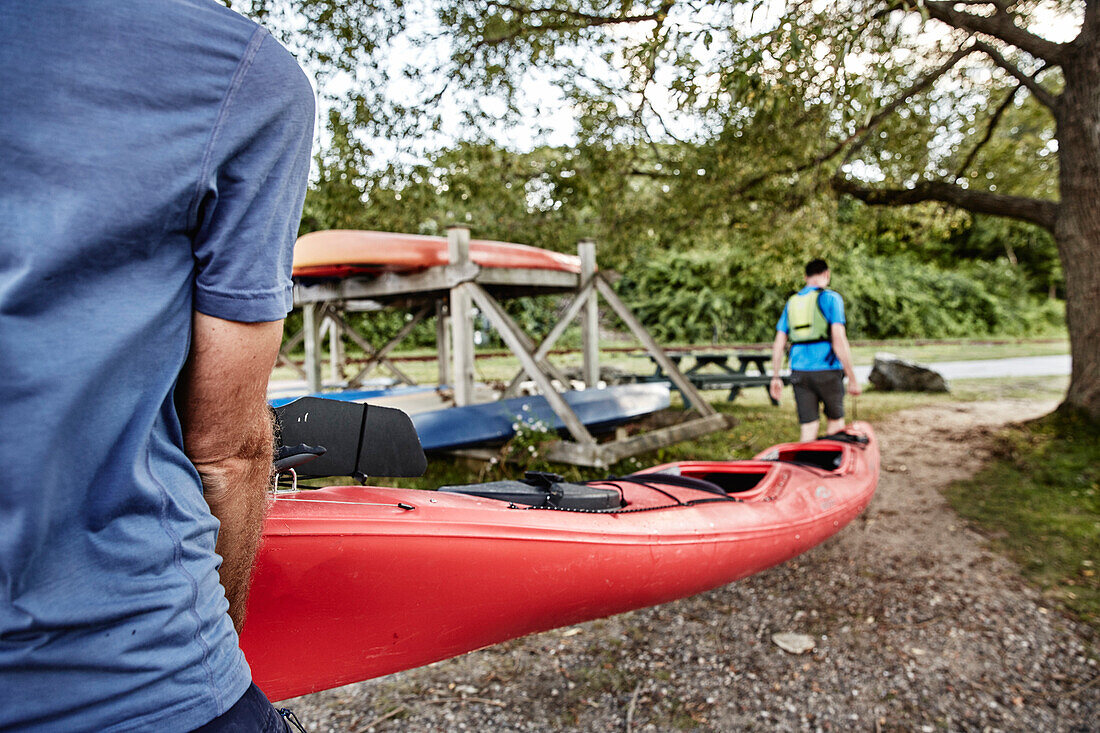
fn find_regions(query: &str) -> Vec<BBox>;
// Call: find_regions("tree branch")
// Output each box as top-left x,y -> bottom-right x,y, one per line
730,44 -> 980,198
973,41 -> 1059,110
474,0 -> 680,51
915,1 -> 1070,63
485,1 -> 673,28
629,167 -> 677,178
832,177 -> 1059,230
953,82 -> 1022,180
476,9 -> 666,49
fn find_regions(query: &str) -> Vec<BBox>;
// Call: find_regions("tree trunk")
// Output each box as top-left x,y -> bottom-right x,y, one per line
1054,35 -> 1100,421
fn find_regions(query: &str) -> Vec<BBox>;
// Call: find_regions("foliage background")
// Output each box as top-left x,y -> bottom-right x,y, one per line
294,137 -> 1063,348
258,0 -> 1068,349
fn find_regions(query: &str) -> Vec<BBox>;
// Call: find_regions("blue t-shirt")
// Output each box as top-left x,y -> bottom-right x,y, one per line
0,2 -> 314,731
776,286 -> 846,371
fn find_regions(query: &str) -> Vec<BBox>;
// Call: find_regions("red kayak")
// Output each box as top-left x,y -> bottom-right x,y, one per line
293,229 -> 583,279
241,424 -> 879,701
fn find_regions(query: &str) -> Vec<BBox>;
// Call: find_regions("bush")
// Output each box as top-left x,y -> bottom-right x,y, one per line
614,247 -> 1063,343
837,255 -> 1064,339
283,245 -> 1063,353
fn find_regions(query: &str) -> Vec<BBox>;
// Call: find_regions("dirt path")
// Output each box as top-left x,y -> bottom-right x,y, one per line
287,399 -> 1098,732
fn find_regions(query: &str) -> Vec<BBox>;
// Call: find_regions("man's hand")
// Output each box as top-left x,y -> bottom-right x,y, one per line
769,376 -> 784,403
176,312 -> 283,633
770,331 -> 788,403
830,323 -> 862,399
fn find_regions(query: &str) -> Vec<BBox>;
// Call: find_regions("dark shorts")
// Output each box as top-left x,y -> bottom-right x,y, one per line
790,369 -> 845,424
191,684 -> 287,733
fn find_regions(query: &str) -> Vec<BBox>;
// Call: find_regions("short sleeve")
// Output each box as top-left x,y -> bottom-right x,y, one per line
821,290 -> 846,325
190,29 -> 315,323
776,303 -> 789,333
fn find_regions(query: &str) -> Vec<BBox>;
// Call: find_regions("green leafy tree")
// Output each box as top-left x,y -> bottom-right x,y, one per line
241,0 -> 1093,418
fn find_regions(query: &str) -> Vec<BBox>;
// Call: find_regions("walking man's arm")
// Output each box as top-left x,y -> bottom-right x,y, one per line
177,312 -> 283,632
769,330 -> 787,403
829,323 -> 862,396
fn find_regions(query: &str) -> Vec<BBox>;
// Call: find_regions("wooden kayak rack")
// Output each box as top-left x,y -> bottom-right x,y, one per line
282,227 -> 727,468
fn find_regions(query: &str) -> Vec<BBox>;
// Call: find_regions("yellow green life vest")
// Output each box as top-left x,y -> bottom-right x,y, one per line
787,288 -> 830,344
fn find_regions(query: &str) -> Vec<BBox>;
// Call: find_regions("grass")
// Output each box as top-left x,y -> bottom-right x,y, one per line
846,336 -> 1069,364
943,408 -> 1100,629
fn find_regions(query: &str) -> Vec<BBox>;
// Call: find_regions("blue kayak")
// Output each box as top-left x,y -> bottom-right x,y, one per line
411,384 -> 670,451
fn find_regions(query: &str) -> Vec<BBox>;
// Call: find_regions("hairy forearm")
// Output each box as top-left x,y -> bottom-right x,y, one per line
192,406 -> 274,633
177,313 -> 283,634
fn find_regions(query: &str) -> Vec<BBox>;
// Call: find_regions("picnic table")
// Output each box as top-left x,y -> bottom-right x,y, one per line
643,352 -> 786,405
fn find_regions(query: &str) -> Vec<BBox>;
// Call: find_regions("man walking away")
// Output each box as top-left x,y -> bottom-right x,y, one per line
769,259 -> 861,442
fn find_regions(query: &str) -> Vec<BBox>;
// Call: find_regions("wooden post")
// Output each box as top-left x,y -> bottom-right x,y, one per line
579,239 -> 599,389
467,283 -> 596,446
302,302 -> 322,393
448,226 -> 475,405
328,309 -> 343,385
436,299 -> 452,387
595,275 -> 717,416
500,278 -> 596,397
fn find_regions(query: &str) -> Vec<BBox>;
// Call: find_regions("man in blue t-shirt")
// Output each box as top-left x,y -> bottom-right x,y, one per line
1,2 -> 314,730
769,259 -> 861,442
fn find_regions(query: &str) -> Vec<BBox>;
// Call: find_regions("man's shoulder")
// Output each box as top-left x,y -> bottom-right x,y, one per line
112,0 -> 262,45
142,1 -> 309,91
160,0 -> 259,33
249,31 -> 316,107
819,289 -> 846,322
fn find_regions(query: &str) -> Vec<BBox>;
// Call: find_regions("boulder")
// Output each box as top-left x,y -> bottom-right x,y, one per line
868,352 -> 949,392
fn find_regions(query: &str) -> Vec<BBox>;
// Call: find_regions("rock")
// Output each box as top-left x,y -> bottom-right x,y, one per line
771,632 -> 816,655
868,352 -> 949,392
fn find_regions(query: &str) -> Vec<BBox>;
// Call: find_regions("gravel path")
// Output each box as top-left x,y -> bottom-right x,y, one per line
284,399 -> 1099,731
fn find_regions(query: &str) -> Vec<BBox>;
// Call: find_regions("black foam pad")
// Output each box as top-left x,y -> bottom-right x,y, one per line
360,399 -> 427,478
274,397 -> 426,479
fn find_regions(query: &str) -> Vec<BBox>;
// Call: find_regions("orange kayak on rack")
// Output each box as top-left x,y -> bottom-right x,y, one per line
292,229 -> 583,279
240,424 -> 879,701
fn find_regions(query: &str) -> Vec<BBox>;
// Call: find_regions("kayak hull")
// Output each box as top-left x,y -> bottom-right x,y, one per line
241,424 -> 879,701
293,229 -> 583,279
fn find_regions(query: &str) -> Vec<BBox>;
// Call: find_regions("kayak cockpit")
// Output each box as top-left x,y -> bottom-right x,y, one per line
765,446 -> 844,471
755,431 -> 869,473
686,469 -> 771,493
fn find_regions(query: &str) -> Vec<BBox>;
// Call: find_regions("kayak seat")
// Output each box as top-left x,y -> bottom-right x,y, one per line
440,479 -> 623,510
